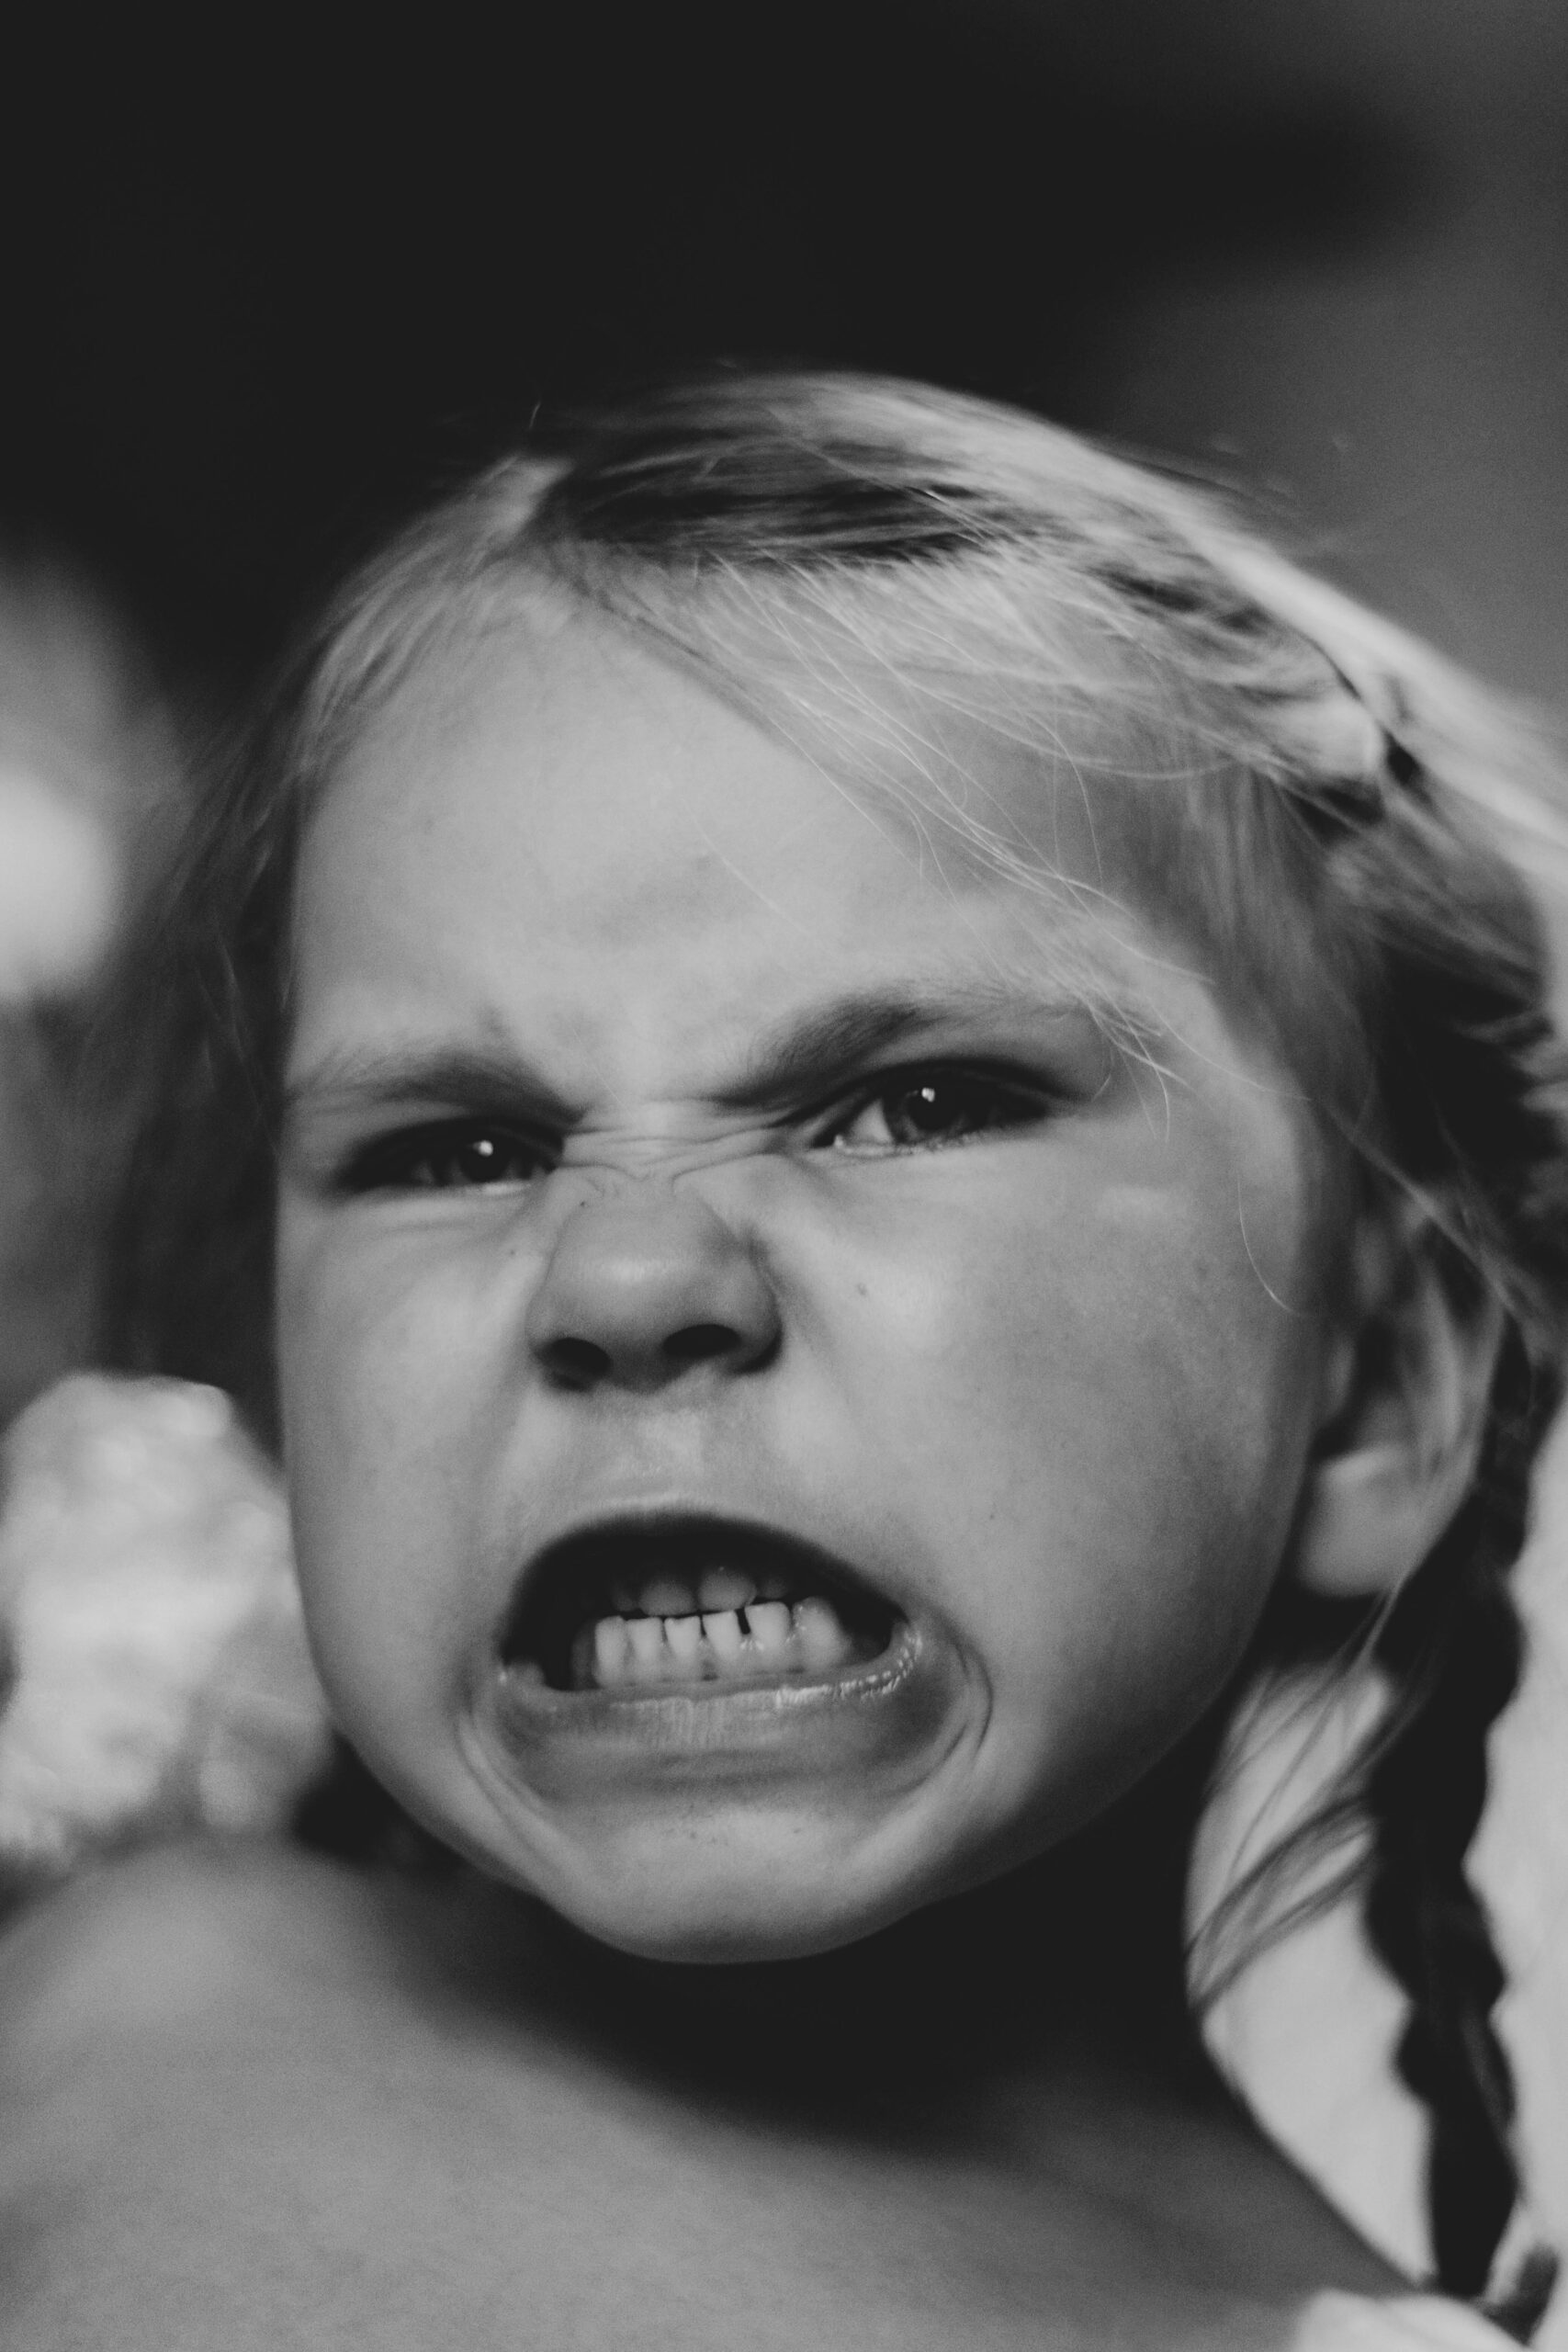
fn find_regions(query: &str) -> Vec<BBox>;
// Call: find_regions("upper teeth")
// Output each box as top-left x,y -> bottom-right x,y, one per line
609,1564 -> 789,1618
582,1596 -> 855,1690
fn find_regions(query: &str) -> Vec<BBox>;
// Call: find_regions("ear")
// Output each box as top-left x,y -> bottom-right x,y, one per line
1292,1205 -> 1505,1600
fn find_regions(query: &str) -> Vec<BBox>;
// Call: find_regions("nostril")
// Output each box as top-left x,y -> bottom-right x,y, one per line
661,1322 -> 741,1366
541,1336 -> 612,1389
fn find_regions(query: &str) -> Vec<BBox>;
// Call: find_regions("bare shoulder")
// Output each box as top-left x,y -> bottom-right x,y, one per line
0,1843 -> 512,2352
0,1839 -> 424,2086
0,1847 -> 1415,2352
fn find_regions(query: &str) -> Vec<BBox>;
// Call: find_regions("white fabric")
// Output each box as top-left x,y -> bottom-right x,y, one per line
1294,2295 -> 1520,2349
1476,1419 -> 1568,2288
1191,1668 -> 1431,2275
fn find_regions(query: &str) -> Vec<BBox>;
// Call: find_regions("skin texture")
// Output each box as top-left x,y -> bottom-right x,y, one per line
277,604 -> 1342,1962
0,1844 -> 1402,2352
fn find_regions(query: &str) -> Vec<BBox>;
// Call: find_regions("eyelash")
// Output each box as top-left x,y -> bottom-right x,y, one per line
338,1122 -> 556,1194
337,1068 -> 1053,1196
816,1067 -> 1052,1155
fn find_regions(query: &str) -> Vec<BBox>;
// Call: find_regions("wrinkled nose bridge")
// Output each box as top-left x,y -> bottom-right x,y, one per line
523,1171 -> 781,1387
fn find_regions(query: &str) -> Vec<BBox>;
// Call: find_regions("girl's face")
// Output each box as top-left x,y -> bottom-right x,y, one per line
278,606 -> 1334,1960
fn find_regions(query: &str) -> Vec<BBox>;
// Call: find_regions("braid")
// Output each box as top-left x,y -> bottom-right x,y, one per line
1362,1374 -> 1534,2296
1196,725 -> 1568,2306
1317,766 -> 1568,2303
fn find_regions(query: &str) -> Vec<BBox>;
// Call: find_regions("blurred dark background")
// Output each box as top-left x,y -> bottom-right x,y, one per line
3,0 -> 1564,700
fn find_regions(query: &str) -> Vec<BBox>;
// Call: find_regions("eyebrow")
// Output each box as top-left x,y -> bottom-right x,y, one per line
283,1039 -> 582,1131
283,977 -> 1122,1132
716,980 -> 1094,1110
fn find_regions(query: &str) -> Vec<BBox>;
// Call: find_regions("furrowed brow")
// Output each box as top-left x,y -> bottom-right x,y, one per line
714,980 -> 1102,1112
282,1041 -> 580,1130
282,978 -> 1155,1136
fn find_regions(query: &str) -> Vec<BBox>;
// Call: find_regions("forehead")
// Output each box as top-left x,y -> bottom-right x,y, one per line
297,605 -> 1189,1035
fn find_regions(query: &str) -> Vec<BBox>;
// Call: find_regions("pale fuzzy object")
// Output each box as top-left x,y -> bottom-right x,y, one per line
0,555 -> 184,1006
0,1374 -> 333,1877
0,760 -> 118,1001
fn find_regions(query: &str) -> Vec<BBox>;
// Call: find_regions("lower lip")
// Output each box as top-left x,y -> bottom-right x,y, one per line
473,1618 -> 958,1797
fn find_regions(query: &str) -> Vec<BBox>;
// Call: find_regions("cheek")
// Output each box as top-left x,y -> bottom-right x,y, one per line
818,1143 -> 1310,1516
275,1212 -> 530,1714
789,1147 -> 1318,1767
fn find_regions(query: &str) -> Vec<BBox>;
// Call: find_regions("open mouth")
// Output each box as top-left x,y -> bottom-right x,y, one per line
501,1517 -> 899,1696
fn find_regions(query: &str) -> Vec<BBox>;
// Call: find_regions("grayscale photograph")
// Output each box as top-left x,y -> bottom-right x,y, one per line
0,6 -> 1563,2345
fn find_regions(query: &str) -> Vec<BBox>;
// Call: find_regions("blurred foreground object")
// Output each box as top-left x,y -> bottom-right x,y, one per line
0,552 -> 179,999
0,555 -> 185,1423
0,759 -> 116,1002
0,1375 -> 331,1890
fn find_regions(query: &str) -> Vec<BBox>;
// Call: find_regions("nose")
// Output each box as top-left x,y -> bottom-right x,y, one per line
524,1190 -> 782,1392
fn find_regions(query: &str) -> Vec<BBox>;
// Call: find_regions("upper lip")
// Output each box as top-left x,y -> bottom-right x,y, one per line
498,1507 -> 900,1678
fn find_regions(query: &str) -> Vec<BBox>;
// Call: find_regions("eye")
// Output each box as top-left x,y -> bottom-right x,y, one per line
823,1068 -> 1050,1154
340,1119 -> 555,1193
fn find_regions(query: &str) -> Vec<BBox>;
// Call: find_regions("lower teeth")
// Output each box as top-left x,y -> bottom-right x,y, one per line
574,1595 -> 858,1690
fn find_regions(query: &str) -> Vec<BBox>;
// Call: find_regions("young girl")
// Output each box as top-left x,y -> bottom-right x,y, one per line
1,372 -> 1563,2349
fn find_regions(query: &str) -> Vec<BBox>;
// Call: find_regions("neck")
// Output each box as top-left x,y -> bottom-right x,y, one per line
476,1745 -> 1218,2138
300,1710 -> 1227,2133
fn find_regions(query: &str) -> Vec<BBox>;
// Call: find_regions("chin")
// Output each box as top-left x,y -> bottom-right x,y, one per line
549,1883 -> 911,1967
451,1794 -> 955,1966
